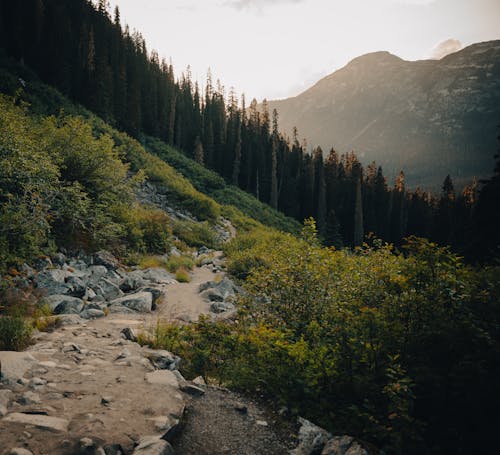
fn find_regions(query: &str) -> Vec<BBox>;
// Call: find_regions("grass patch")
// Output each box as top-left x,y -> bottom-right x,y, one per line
165,255 -> 194,273
172,220 -> 219,249
0,315 -> 33,351
175,267 -> 191,283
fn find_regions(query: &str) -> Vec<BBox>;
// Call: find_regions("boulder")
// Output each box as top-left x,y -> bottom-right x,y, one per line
44,295 -> 84,314
94,277 -> 123,300
215,277 -> 238,299
200,288 -> 224,302
35,269 -> 71,295
121,271 -> 146,292
0,352 -> 37,384
2,412 -> 69,432
93,250 -> 120,270
121,327 -> 138,342
65,275 -> 86,297
51,252 -> 67,267
32,256 -> 53,271
321,437 -> 370,455
132,436 -> 174,455
108,292 -> 153,313
85,265 -> 109,285
141,268 -> 175,284
290,417 -> 332,455
80,309 -> 106,320
143,350 -> 180,371
210,301 -> 235,314
139,286 -> 165,305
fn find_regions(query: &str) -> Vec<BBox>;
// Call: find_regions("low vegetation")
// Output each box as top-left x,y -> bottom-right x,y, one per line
143,221 -> 500,455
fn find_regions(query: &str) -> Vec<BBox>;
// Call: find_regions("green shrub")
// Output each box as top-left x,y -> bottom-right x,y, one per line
172,220 -> 218,249
0,316 -> 33,351
165,255 -> 194,273
175,267 -> 191,283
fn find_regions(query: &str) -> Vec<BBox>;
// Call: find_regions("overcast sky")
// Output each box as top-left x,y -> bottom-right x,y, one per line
108,0 -> 500,101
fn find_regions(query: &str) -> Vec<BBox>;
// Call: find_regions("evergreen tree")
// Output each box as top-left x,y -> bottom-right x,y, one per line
353,176 -> 364,247
325,209 -> 343,249
193,136 -> 204,165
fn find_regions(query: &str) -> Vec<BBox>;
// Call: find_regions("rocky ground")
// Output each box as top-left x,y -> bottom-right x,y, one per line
1,249 -> 370,455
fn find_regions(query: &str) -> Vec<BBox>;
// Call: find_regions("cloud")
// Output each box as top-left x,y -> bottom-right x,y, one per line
428,38 -> 462,59
224,0 -> 305,11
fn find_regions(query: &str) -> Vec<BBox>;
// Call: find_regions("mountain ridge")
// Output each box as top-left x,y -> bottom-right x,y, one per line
266,40 -> 500,189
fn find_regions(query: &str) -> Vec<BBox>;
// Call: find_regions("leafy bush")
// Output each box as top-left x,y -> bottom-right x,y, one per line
0,316 -> 33,351
172,220 -> 218,249
175,267 -> 191,283
148,222 -> 500,455
165,255 -> 194,273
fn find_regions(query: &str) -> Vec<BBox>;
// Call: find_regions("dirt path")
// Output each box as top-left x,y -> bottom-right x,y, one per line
154,266 -> 218,323
0,260 -> 295,455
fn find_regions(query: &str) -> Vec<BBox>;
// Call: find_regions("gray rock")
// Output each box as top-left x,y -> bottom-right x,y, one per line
108,305 -> 137,315
321,436 -> 370,455
65,275 -> 86,297
44,295 -> 84,314
56,314 -> 84,326
109,292 -> 153,313
21,263 -> 36,279
2,412 -> 69,432
33,256 -> 53,271
93,250 -> 120,270
0,389 -> 13,408
120,272 -> 146,292
35,269 -> 71,295
198,281 -> 215,293
141,268 -> 175,284
121,327 -> 138,342
179,383 -> 205,396
210,301 -> 235,314
144,350 -> 180,371
80,309 -> 106,320
95,278 -> 123,300
214,277 -> 238,299
200,288 -> 224,302
0,352 -> 37,384
51,252 -> 67,267
85,265 -> 109,284
18,391 -> 41,405
138,286 -> 165,305
8,448 -> 34,455
133,436 -> 174,455
290,417 -> 332,455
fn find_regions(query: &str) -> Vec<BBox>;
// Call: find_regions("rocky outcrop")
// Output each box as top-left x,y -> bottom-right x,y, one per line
290,417 -> 371,455
27,251 -> 176,318
198,276 -> 241,315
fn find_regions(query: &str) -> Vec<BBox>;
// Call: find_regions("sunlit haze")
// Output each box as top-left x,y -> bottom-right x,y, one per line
108,0 -> 500,101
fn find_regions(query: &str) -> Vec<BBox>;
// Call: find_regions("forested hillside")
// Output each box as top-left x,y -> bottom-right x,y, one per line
1,0 -> 497,258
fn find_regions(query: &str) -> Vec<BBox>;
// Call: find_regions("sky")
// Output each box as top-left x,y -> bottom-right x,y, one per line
108,0 -> 500,101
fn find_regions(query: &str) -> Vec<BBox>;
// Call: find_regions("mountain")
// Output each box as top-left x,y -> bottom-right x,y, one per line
267,41 -> 500,189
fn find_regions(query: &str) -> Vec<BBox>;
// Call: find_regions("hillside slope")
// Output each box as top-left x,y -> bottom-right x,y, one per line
267,41 -> 500,188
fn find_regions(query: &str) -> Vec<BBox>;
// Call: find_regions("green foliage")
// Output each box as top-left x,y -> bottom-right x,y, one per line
157,226 -> 500,455
145,137 -> 300,234
175,267 -> 191,283
116,204 -> 172,254
0,316 -> 33,351
172,220 -> 218,249
165,255 -> 195,273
